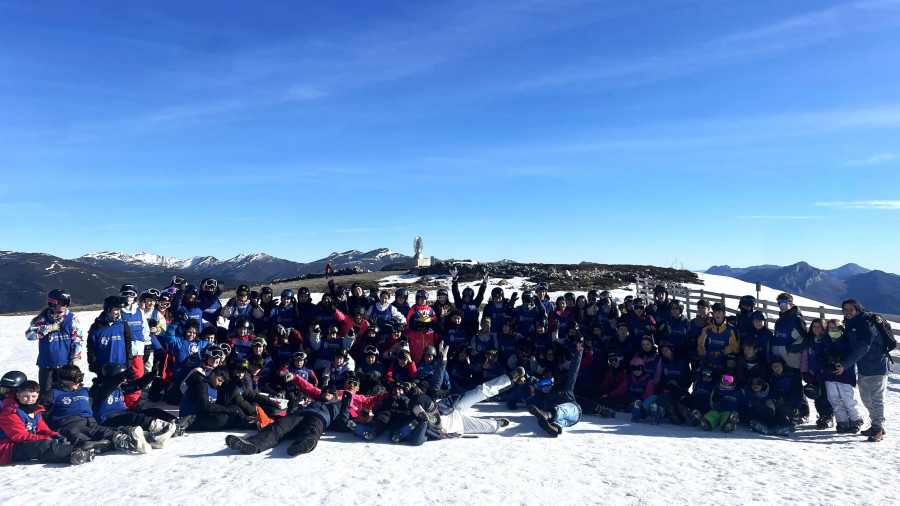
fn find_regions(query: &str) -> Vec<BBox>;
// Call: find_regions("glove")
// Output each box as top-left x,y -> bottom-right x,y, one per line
225,405 -> 244,417
633,400 -> 642,410
482,273 -> 489,284
348,327 -> 357,338
50,434 -> 69,445
68,357 -> 81,367
322,301 -> 334,313
124,368 -> 137,381
341,391 -> 353,410
320,373 -> 331,387
276,325 -> 287,337
352,325 -> 361,335
280,370 -> 294,383
449,267 -> 458,279
411,404 -> 428,421
45,322 -> 61,333
509,292 -> 519,304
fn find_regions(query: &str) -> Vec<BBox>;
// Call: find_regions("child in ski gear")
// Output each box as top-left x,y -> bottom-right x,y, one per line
801,318 -> 835,429
697,302 -> 739,371
822,319 -> 862,433
700,373 -> 744,432
26,289 -> 83,394
527,343 -> 584,437
836,299 -> 888,441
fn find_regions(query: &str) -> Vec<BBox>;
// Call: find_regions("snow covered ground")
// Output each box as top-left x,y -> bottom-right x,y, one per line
1,274 -> 898,505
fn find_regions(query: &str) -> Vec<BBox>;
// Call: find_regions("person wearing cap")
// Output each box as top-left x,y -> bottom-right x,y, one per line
26,289 -> 84,394
87,296 -> 135,381
346,283 -> 372,314
219,285 -> 264,334
385,348 -> 418,384
625,297 -> 656,342
696,302 -> 739,372
449,268 -> 489,336
771,293 -> 809,374
117,284 -> 149,409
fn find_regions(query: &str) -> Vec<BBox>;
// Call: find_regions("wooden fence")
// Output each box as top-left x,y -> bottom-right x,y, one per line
634,276 -> 900,339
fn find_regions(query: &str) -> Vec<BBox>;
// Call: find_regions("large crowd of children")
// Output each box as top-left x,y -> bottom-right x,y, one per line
1,271 -> 890,466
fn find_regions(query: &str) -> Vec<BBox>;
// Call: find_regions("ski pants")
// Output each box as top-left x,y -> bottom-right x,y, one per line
825,381 -> 860,424
55,417 -> 119,447
187,413 -> 245,432
703,410 -> 734,430
11,439 -> 76,464
38,366 -> 60,395
103,410 -> 155,431
247,414 -> 324,453
451,374 -> 512,435
124,356 -> 144,409
858,374 -> 887,426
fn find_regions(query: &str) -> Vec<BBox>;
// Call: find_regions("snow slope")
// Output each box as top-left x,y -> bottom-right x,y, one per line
1,275 -> 898,505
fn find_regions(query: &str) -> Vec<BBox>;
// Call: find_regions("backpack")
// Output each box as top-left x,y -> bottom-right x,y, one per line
865,312 -> 897,358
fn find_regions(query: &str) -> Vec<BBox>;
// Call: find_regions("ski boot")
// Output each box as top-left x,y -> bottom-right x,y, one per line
287,438 -> 317,456
597,406 -> 616,419
815,417 -> 834,429
507,366 -> 526,384
721,411 -> 739,433
82,439 -> 111,455
835,422 -> 850,433
749,420 -> 770,435
173,415 -> 195,437
147,419 -> 177,449
391,420 -> 419,443
225,435 -> 259,455
771,425 -> 792,437
631,402 -> 643,423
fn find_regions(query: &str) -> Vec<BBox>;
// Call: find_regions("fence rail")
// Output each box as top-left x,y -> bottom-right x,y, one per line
635,276 -> 900,338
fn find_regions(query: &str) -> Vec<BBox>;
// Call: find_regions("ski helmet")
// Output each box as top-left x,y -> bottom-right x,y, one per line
103,295 -> 126,312
158,292 -> 173,304
234,317 -> 252,331
352,306 -> 366,316
587,289 -> 599,301
521,290 -> 534,303
298,287 -> 310,296
668,300 -> 684,313
0,370 -> 27,389
101,362 -> 129,378
536,282 -> 548,291
281,289 -> 294,299
462,287 -> 475,298
236,285 -> 250,297
351,282 -> 362,290
57,364 -> 84,384
231,358 -> 250,372
720,373 -> 737,390
629,357 -> 644,367
423,346 -> 437,357
119,284 -> 137,298
739,295 -> 756,308
653,284 -> 667,295
395,288 -> 409,298
415,290 -> 428,300
750,310 -> 766,321
291,351 -> 307,362
632,297 -> 646,309
184,284 -> 200,296
437,288 -> 449,299
491,287 -> 504,298
47,289 -> 71,307
260,286 -> 273,296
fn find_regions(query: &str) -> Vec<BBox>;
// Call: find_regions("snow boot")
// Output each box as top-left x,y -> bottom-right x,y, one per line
347,420 -> 376,440
287,438 -> 317,457
507,367 -> 526,384
835,422 -> 850,433
528,404 -> 560,438
867,426 -> 884,442
70,448 -> 94,466
691,409 -> 704,427
225,435 -> 259,455
649,404 -> 662,426
130,427 -> 151,454
112,430 -> 142,454
597,406 -> 616,419
631,403 -> 643,423
173,415 -> 195,437
749,420 -> 771,435
507,399 -> 518,410
669,405 -> 684,425
493,418 -> 510,427
148,419 -> 176,449
721,412 -> 739,433
391,420 -> 419,443
815,417 -> 834,429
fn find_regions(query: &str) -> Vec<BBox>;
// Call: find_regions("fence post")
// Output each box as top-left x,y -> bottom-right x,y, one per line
819,306 -> 825,319
685,289 -> 692,319
756,281 -> 761,305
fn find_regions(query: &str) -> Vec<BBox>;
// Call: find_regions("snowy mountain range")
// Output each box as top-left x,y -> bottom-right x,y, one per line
705,262 -> 900,315
73,248 -> 410,282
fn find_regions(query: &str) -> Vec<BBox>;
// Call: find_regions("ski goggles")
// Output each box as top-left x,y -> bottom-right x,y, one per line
630,365 -> 644,372
219,343 -> 232,356
172,276 -> 186,285
345,377 -> 360,388
119,289 -> 137,298
62,372 -> 85,384
157,301 -> 171,309
203,279 -> 218,289
146,288 -> 161,298
700,370 -> 714,378
46,297 -> 68,306
608,356 -> 623,364
232,359 -> 249,371
632,305 -> 645,311
251,339 -> 266,347
538,378 -> 553,388
364,346 -> 379,356
292,351 -> 307,361
721,374 -> 735,384
206,349 -> 226,360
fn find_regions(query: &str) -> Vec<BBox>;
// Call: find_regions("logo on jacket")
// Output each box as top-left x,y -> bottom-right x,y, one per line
62,397 -> 72,405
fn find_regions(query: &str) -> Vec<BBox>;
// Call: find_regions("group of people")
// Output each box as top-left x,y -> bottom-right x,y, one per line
1,271 -> 892,467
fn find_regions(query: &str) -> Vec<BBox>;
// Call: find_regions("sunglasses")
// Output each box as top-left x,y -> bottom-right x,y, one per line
777,301 -> 790,307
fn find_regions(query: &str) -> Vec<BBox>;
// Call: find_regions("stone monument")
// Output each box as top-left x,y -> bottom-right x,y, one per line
410,236 -> 432,267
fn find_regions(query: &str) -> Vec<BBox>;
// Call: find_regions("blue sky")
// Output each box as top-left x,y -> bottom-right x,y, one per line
1,0 -> 899,273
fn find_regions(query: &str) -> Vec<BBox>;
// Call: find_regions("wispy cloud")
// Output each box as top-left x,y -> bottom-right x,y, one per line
844,152 -> 897,166
738,215 -> 824,220
815,200 -> 900,210
515,0 -> 900,91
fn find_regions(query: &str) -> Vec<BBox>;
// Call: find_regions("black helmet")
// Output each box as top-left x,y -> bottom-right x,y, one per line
234,317 -> 252,331
567,321 -> 581,334
298,287 -> 310,296
231,358 -> 250,371
437,288 -> 449,298
564,292 -> 575,302
184,284 -> 200,295
367,324 -> 380,335
668,300 -> 684,312
103,295 -> 126,312
632,297 -> 646,308
423,346 -> 437,357
750,310 -> 766,321
351,282 -> 362,290
521,291 -> 534,303
260,286 -> 273,296
47,289 -> 71,307
587,289 -> 599,301
352,306 -> 366,316
653,284 -> 667,295
1,370 -> 27,389
158,292 -> 173,303
101,362 -> 129,378
491,287 -> 504,298
119,284 -> 138,298
395,288 -> 409,298
462,287 -> 475,298
236,284 -> 250,296
739,295 -> 756,308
